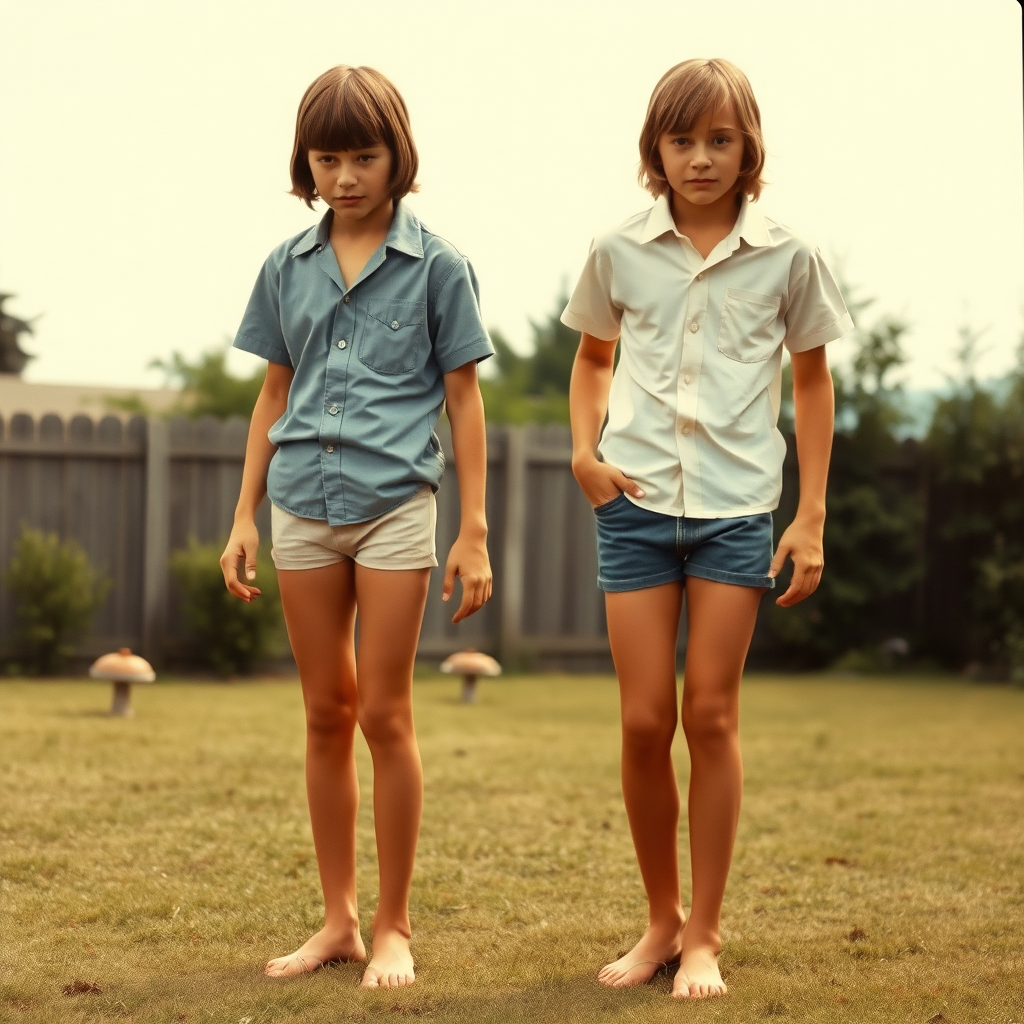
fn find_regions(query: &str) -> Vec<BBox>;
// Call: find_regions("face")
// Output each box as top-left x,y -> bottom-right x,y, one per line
656,100 -> 745,212
308,144 -> 393,222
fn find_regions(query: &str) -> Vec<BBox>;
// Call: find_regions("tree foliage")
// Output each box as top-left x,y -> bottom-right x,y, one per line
764,302 -> 924,667
924,330 -> 1024,677
479,291 -> 578,424
170,539 -> 284,675
4,528 -> 111,675
152,345 -> 264,419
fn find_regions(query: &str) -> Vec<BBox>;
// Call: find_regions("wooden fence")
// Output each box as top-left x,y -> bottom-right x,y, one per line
0,413 -> 650,671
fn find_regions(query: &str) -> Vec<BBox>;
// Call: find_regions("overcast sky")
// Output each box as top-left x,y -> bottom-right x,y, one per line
1,0 -> 1021,392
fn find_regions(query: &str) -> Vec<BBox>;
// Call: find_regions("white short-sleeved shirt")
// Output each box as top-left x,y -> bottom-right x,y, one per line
561,194 -> 853,519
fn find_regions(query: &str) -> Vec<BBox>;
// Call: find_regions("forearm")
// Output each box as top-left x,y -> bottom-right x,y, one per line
791,361 -> 834,523
234,368 -> 291,522
569,337 -> 615,469
445,372 -> 488,539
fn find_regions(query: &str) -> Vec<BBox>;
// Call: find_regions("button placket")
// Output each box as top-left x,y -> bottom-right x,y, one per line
324,291 -> 353,451
675,276 -> 710,514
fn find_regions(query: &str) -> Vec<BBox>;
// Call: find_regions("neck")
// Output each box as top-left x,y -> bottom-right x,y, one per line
668,189 -> 741,235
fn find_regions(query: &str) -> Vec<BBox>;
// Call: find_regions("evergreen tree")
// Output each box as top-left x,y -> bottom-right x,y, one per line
765,293 -> 923,667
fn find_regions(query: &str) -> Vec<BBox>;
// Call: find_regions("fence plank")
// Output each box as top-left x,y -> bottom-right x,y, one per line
499,425 -> 528,666
142,418 -> 170,664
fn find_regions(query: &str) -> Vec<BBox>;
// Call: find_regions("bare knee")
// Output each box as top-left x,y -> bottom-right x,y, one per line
621,709 -> 676,761
358,702 -> 414,750
681,698 -> 737,749
305,690 -> 358,742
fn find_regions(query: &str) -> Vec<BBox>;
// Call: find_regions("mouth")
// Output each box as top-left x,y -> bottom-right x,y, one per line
336,195 -> 364,203
687,179 -> 716,184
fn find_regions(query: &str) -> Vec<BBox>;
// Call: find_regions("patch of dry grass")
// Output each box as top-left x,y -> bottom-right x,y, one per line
0,673 -> 1021,1023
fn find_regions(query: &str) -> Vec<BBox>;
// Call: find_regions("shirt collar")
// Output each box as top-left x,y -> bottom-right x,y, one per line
638,193 -> 774,249
288,201 -> 425,259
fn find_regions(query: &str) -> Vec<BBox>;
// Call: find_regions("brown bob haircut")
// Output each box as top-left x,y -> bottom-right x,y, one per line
638,58 -> 766,202
289,66 -> 419,208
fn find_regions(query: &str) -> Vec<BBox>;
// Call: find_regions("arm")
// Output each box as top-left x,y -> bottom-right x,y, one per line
769,345 -> 834,606
569,332 -> 645,505
219,361 -> 294,601
442,361 -> 492,623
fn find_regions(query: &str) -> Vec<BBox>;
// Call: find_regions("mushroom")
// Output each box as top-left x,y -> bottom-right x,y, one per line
89,648 -> 155,717
440,648 -> 501,703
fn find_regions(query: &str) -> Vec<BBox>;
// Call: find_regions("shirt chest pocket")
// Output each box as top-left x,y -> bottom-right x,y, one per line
717,288 -> 782,364
360,300 -> 428,375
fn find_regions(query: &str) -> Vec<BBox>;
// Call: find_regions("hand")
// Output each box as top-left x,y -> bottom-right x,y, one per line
572,454 -> 645,508
219,518 -> 262,603
769,515 -> 824,607
442,533 -> 492,623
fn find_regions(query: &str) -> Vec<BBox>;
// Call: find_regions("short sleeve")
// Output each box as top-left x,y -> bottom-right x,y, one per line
429,258 -> 495,374
560,239 -> 622,341
233,257 -> 292,366
783,247 -> 855,353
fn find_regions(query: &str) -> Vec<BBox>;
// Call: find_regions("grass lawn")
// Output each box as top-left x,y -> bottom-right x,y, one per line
0,672 -> 1022,1024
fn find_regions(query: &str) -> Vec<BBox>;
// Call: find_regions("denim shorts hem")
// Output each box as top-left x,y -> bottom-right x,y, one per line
597,567 -> 686,593
684,562 -> 775,589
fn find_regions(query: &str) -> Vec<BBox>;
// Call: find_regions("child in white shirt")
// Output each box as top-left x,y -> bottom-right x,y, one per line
563,57 -> 851,999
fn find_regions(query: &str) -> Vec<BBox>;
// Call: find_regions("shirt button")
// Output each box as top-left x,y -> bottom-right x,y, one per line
343,295 -> 350,303
326,445 -> 334,453
329,405 -> 338,415
682,426 -> 691,436
697,272 -> 704,281
337,339 -> 347,349
391,320 -> 400,330
683,375 -> 691,385
689,321 -> 699,333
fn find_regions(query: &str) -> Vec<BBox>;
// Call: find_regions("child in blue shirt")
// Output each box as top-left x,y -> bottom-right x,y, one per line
220,65 -> 494,989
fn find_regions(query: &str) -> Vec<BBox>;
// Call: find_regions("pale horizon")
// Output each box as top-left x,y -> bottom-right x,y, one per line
1,0 -> 1021,395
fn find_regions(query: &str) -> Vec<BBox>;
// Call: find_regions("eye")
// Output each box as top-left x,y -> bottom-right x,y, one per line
713,136 -> 733,146
671,136 -> 690,147
357,154 -> 375,163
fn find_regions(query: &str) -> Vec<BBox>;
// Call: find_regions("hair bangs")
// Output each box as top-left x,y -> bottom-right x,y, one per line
300,76 -> 388,155
660,76 -> 731,138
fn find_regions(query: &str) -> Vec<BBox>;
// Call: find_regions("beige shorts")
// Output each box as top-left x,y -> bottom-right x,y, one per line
271,486 -> 438,571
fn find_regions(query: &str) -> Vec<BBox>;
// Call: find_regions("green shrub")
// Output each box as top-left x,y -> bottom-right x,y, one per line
170,539 -> 285,675
4,527 -> 111,675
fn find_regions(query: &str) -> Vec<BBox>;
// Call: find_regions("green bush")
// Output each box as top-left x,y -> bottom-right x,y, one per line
4,527 -> 111,675
170,539 -> 285,675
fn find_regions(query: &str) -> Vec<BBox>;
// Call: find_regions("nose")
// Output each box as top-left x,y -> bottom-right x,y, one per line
337,161 -> 358,187
690,145 -> 712,169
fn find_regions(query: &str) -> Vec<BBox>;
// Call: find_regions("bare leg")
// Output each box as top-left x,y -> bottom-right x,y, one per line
266,561 -> 366,978
354,564 -> 430,989
673,576 -> 763,999
598,581 -> 687,987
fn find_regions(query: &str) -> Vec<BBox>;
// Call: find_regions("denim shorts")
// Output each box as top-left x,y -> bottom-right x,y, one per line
594,493 -> 775,593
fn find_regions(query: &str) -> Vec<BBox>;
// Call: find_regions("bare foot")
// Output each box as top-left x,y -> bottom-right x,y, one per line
360,929 -> 415,989
672,943 -> 726,999
597,922 -> 684,988
265,924 -> 366,978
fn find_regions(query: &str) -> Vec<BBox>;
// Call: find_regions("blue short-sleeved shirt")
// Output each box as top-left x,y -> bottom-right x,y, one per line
234,202 -> 494,526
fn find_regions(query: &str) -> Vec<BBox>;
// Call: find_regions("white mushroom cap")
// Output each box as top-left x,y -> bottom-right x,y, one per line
439,650 -> 501,677
89,648 -> 156,683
